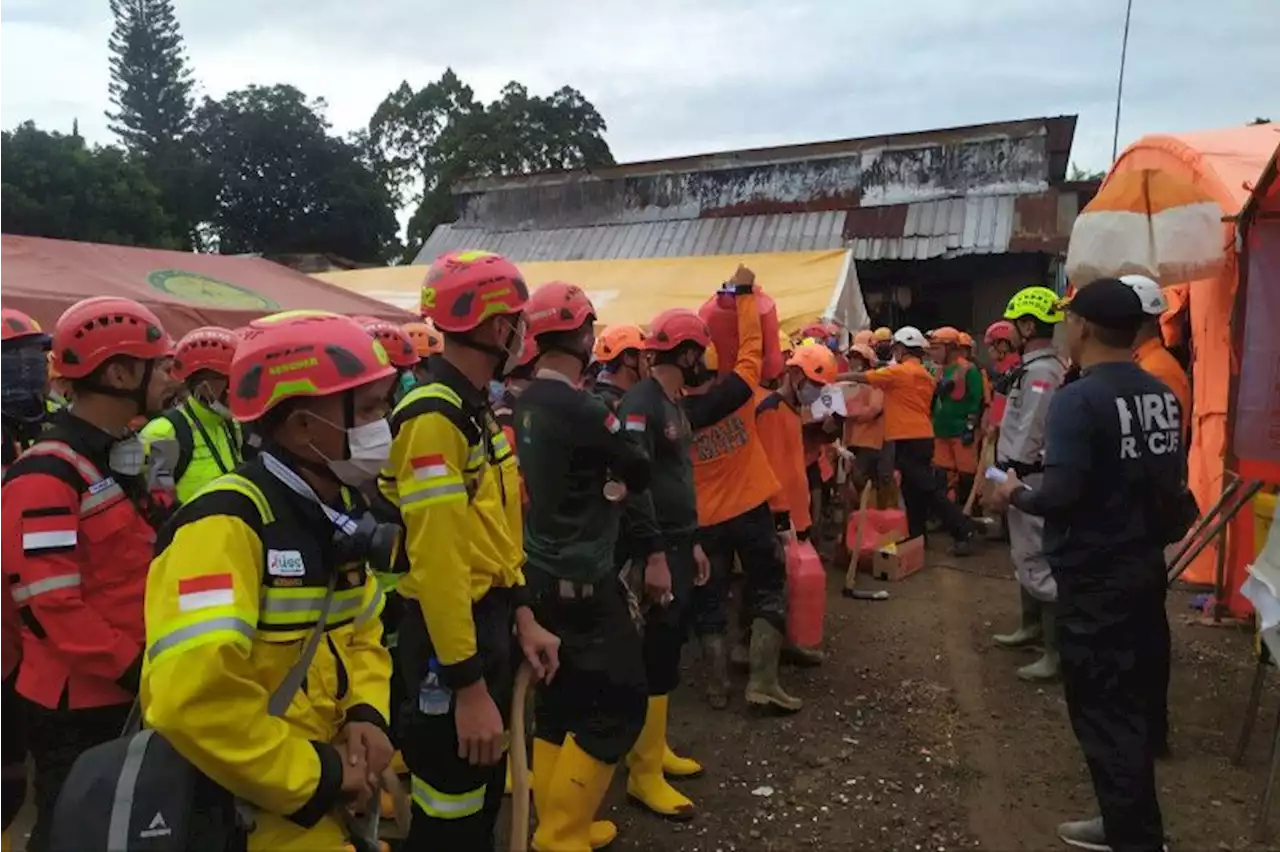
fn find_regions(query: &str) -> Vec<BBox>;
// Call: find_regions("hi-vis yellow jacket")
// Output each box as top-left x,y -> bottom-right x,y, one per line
142,457 -> 389,852
378,359 -> 524,688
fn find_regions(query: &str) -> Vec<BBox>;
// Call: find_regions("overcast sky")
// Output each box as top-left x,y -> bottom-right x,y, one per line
2,0 -> 1275,175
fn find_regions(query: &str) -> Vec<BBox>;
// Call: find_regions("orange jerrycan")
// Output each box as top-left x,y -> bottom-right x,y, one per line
785,538 -> 826,649
699,288 -> 784,381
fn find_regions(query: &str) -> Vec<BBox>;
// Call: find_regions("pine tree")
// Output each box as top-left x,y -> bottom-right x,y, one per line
106,0 -> 194,156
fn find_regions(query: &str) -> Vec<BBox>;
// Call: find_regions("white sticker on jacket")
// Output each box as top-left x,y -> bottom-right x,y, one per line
267,549 -> 306,577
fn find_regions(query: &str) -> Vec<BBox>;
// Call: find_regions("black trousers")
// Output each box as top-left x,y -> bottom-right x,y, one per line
527,567 -> 647,764
692,502 -> 788,642
399,591 -> 515,852
642,533 -> 696,696
1,671 -> 27,831
1059,592 -> 1169,852
894,437 -> 972,540
23,698 -> 132,852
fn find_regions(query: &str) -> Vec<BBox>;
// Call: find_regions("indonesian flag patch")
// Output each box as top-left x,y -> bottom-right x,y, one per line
411,454 -> 449,480
625,414 -> 646,433
1029,380 -> 1052,394
178,574 -> 235,612
20,509 -> 77,554
604,413 -> 621,434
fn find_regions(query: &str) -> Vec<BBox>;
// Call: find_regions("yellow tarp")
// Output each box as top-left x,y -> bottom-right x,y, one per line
315,250 -> 862,333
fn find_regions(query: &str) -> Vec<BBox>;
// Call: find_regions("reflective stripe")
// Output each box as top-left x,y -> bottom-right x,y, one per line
21,530 -> 77,551
410,775 -> 485,820
466,445 -> 486,468
25,441 -> 105,484
187,474 -> 276,524
146,616 -> 255,662
81,481 -> 126,514
11,573 -> 81,602
353,585 -> 385,628
398,481 -> 467,509
396,383 -> 464,413
259,588 -> 364,624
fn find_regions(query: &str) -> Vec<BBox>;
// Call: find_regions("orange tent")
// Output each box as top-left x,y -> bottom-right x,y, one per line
1103,124 -> 1279,603
0,235 -> 412,337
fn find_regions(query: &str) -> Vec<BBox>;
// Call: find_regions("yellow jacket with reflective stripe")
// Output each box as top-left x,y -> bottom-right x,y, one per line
141,457 -> 389,843
379,362 -> 524,685
141,398 -> 243,504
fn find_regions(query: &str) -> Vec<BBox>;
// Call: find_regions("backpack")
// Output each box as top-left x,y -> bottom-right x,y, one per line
50,575 -> 339,852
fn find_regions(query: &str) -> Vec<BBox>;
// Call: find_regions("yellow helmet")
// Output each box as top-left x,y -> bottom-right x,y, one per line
778,329 -> 794,354
872,326 -> 893,342
1004,286 -> 1064,324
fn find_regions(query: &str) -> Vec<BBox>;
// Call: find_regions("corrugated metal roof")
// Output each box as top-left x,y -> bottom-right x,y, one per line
417,195 -> 1019,264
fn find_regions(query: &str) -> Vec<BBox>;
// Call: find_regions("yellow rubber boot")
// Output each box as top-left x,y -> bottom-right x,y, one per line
626,695 -> 695,820
662,743 -> 703,779
532,735 -> 619,852
533,738 -> 618,849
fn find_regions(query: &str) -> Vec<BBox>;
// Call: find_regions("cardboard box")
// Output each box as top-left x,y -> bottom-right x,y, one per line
871,536 -> 926,582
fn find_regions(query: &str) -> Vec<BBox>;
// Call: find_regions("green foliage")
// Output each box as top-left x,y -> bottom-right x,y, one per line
370,69 -> 614,257
1,122 -> 177,247
194,85 -> 399,262
1068,162 -> 1107,181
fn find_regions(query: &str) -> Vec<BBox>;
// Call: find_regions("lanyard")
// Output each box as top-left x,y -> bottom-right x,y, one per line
260,452 -> 359,537
184,401 -> 240,475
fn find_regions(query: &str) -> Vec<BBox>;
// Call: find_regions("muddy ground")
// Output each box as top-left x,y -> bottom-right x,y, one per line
599,541 -> 1278,852
8,541 -> 1274,851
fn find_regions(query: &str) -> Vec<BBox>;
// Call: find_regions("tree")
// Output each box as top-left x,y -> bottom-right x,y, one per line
106,0 -> 206,247
194,85 -> 398,262
369,69 -> 614,257
1,121 -> 176,247
1068,162 -> 1106,181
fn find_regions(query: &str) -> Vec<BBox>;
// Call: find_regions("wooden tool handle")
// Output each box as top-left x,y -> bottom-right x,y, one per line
509,662 -> 536,852
845,481 -> 873,590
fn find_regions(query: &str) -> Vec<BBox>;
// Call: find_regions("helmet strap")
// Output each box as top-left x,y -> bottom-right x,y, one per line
79,359 -> 154,417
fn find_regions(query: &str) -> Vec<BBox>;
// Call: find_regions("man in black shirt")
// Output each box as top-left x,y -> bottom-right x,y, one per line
991,278 -> 1185,852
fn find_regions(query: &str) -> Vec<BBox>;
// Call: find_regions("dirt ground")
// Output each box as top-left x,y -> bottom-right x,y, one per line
596,540 -> 1279,852
7,541 -> 1275,852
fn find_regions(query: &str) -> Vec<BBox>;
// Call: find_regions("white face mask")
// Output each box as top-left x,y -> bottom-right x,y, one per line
498,316 -> 528,378
109,434 -> 146,476
311,417 -> 393,487
196,382 -> 233,420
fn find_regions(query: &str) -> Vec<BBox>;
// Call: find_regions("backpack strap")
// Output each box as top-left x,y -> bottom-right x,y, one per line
160,409 -> 195,483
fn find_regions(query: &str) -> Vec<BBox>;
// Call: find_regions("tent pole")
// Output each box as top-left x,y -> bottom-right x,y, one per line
1111,0 -> 1135,162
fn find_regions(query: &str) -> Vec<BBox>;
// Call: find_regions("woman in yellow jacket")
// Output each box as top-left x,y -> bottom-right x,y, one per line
142,311 -> 398,851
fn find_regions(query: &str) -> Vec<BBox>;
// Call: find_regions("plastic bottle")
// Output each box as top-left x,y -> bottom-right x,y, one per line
418,657 -> 451,716
699,288 -> 783,381
785,538 -> 826,649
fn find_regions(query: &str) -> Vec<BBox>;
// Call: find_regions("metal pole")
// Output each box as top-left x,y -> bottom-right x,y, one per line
1112,0 -> 1135,162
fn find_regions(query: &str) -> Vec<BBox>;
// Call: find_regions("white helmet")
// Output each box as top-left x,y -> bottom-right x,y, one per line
1119,274 -> 1167,316
892,326 -> 929,349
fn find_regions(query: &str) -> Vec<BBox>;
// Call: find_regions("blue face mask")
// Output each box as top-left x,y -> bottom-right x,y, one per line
1,349 -> 49,422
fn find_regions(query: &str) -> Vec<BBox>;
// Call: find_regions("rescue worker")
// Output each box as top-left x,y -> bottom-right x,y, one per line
851,329 -> 875,350
756,340 -> 815,547
871,326 -> 894,363
592,324 -> 648,411
929,327 -> 984,509
842,327 -> 977,553
843,343 -> 894,508
402,319 -> 445,397
983,319 -> 1021,430
1122,274 -> 1190,419
616,301 -> 718,820
494,328 -> 539,452
989,278 -> 1186,852
142,310 -> 395,851
989,286 -> 1067,682
355,316 -> 420,406
688,274 -> 810,718
140,326 -> 243,504
2,296 -> 174,852
517,282 -> 657,851
382,250 -> 560,851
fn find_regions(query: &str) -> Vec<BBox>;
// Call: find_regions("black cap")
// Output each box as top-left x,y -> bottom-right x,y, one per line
1066,277 -> 1146,330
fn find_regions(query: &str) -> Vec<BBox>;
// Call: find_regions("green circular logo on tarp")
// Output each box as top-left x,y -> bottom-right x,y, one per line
147,269 -> 280,310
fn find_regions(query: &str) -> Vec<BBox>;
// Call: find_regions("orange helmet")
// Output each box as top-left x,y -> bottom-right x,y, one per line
403,320 -> 444,357
52,297 -> 169,380
786,343 -> 837,385
703,343 -> 719,372
2,308 -> 50,347
420,250 -> 528,333
852,329 -> 874,347
230,311 -> 397,422
930,326 -> 961,344
849,343 -> 877,366
957,331 -> 974,349
645,309 -> 712,352
872,327 -> 893,343
594,324 -> 646,362
526,281 -> 596,337
171,326 -> 238,382
984,320 -> 1015,346
354,316 -> 418,370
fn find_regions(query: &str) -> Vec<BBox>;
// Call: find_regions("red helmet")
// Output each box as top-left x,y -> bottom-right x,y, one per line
230,311 -> 397,422
516,327 -> 539,369
984,320 -> 1015,346
403,320 -> 444,357
593,324 -> 646,362
645,309 -> 712,352
800,322 -> 829,339
1,308 -> 50,347
52,297 -> 169,380
354,316 -> 419,370
171,326 -> 238,382
526,281 -> 596,337
420,250 -> 529,333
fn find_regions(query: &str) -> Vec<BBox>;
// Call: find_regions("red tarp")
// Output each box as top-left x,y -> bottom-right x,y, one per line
0,235 -> 412,336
